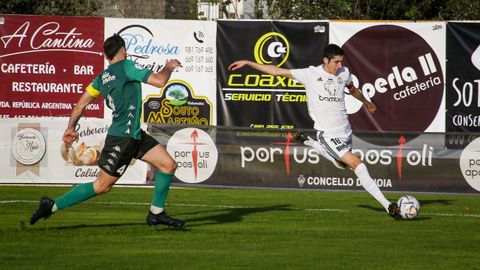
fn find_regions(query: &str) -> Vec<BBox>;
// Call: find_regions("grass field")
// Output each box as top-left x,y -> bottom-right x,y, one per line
1,185 -> 479,270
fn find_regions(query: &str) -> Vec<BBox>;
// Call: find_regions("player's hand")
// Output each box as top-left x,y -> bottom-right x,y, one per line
366,101 -> 377,113
228,60 -> 249,71
63,127 -> 79,145
165,59 -> 182,71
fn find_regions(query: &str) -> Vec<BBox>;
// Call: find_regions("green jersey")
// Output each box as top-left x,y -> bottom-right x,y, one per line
86,59 -> 152,139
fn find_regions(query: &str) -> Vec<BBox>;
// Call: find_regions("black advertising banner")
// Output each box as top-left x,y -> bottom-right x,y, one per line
149,124 -> 479,194
217,20 -> 329,129
446,22 -> 480,132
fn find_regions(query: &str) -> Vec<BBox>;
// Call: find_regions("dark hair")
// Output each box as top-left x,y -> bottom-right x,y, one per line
104,34 -> 125,60
323,44 -> 344,61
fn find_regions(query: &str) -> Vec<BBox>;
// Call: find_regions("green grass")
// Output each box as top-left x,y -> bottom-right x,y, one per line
1,186 -> 480,270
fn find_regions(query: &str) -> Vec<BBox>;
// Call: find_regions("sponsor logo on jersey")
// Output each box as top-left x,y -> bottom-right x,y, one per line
102,72 -> 116,84
318,96 -> 344,102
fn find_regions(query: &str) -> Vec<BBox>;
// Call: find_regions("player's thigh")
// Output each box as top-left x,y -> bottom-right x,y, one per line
98,135 -> 135,177
317,131 -> 351,160
141,144 -> 176,174
135,131 -> 176,173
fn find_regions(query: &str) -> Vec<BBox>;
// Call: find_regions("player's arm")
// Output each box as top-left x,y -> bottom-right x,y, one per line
63,90 -> 97,145
147,59 -> 182,88
348,84 -> 377,113
228,60 -> 293,78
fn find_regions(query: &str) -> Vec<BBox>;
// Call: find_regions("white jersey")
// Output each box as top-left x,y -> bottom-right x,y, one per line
291,65 -> 352,135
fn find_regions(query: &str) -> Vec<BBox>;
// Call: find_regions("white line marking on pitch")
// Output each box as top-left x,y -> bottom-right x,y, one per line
2,200 -> 480,218
0,200 -> 345,212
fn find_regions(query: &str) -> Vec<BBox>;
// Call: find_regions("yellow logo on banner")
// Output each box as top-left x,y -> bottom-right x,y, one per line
254,32 -> 290,67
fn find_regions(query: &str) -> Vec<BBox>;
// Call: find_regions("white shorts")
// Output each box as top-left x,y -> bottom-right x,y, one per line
315,129 -> 352,160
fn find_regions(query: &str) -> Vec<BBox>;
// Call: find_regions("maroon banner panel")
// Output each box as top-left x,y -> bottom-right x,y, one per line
341,24 -> 444,134
149,124 -> 479,194
0,14 -> 104,118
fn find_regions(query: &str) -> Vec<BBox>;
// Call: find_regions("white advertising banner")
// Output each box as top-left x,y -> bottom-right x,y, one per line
104,18 -> 217,126
0,118 -> 147,184
330,22 -> 446,134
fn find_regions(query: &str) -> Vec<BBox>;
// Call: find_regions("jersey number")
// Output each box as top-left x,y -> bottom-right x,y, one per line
116,165 -> 127,175
330,138 -> 342,145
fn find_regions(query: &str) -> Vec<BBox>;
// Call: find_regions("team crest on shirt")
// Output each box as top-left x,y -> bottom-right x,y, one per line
324,82 -> 340,96
337,77 -> 344,84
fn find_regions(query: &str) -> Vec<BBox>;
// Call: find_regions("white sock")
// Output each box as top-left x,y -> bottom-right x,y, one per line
52,204 -> 58,213
150,205 -> 164,214
304,137 -> 336,163
354,163 -> 391,212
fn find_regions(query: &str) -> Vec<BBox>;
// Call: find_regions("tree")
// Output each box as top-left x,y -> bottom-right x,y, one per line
438,0 -> 480,20
260,0 -> 351,20
258,0 -> 480,20
0,0 -> 103,16
0,0 -> 35,15
3,0 -> 480,20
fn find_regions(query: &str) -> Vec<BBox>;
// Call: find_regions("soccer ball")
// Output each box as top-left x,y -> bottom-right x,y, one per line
397,195 -> 420,219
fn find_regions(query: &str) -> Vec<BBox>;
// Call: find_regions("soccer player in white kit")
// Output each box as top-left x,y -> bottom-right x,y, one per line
228,44 -> 400,217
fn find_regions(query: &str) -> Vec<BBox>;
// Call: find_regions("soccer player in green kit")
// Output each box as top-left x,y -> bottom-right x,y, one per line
30,34 -> 185,228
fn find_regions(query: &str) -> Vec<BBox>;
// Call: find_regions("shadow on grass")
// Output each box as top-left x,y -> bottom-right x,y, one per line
180,204 -> 294,228
358,198 -> 454,213
20,204 -> 294,231
20,221 -> 147,231
21,221 -> 192,232
357,205 -> 431,221
357,204 -> 386,213
417,199 -> 454,206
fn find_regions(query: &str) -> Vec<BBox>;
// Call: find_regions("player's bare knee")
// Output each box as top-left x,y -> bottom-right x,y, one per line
94,184 -> 111,195
162,159 -> 177,174
351,160 -> 366,171
159,159 -> 176,174
169,160 -> 177,173
93,180 -> 114,194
